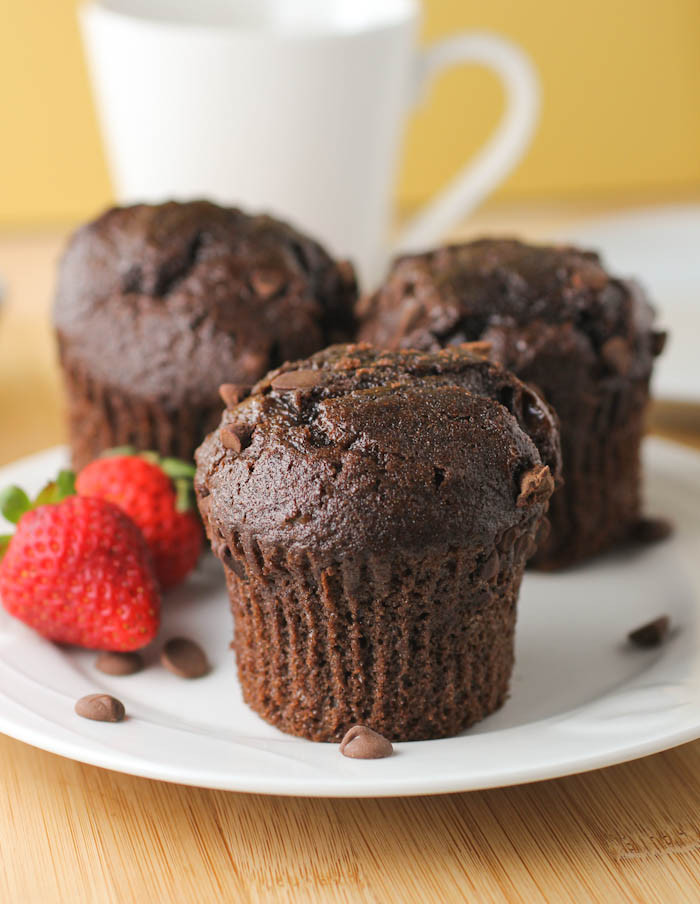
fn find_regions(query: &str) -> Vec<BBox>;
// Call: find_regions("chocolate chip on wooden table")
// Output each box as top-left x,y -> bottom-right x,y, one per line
628,615 -> 670,648
75,693 -> 125,722
219,383 -> 250,408
270,369 -> 322,391
95,650 -> 143,676
339,725 -> 393,759
161,637 -> 210,678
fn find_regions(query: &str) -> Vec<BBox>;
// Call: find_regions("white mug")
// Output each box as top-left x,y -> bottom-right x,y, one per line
80,0 -> 539,284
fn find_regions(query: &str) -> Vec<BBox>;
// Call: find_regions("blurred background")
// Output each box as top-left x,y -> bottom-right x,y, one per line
1,0 -> 699,466
2,0 -> 700,226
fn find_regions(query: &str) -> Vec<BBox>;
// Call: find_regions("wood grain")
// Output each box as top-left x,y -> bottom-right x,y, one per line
1,211 -> 699,903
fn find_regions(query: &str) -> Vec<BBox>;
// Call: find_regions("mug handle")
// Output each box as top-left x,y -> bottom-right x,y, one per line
393,31 -> 540,255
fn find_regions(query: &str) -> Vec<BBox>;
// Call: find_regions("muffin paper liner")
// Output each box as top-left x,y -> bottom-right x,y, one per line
199,504 -> 543,742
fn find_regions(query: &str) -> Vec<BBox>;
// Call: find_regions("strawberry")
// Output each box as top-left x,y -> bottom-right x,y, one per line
0,479 -> 160,651
76,450 -> 203,590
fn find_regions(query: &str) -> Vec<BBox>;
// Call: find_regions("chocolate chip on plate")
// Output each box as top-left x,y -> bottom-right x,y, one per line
218,383 -> 250,408
628,615 -> 670,648
161,637 -> 210,679
270,369 -> 322,391
95,650 -> 143,676
630,517 -> 673,544
339,725 -> 393,759
75,693 -> 125,722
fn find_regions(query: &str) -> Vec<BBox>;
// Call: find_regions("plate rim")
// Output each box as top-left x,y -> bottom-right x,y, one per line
0,438 -> 699,798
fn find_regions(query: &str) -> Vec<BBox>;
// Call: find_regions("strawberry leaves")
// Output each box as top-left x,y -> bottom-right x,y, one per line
0,470 -> 77,560
0,486 -> 31,524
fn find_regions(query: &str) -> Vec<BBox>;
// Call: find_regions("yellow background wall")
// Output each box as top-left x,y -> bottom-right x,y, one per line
1,0 -> 700,227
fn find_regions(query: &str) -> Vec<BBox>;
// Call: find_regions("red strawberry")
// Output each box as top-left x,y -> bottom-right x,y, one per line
0,493 -> 160,651
76,451 -> 202,590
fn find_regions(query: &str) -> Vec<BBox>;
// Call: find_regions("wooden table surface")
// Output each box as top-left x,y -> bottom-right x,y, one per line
2,206 -> 700,904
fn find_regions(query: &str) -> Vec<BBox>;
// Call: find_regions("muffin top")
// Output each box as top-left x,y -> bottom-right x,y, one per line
54,201 -> 357,407
358,239 -> 665,381
195,343 -> 562,561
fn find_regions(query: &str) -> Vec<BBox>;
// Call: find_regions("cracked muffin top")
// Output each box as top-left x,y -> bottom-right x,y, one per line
195,343 -> 562,561
54,201 -> 357,408
357,238 -> 665,382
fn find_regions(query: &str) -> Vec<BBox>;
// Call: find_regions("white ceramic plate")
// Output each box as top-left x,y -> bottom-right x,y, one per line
555,204 -> 700,402
0,439 -> 699,797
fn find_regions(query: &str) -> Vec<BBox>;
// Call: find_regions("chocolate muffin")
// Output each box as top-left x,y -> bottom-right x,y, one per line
54,201 -> 357,470
195,343 -> 561,742
358,239 -> 666,569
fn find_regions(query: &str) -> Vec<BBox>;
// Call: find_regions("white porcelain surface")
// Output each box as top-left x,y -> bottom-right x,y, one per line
80,0 -> 539,284
557,204 -> 700,402
0,438 -> 699,797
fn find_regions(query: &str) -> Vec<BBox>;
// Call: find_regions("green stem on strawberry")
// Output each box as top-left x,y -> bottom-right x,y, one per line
160,458 -> 196,480
0,470 -> 77,560
100,446 -> 138,458
34,470 -> 76,506
174,478 -> 195,514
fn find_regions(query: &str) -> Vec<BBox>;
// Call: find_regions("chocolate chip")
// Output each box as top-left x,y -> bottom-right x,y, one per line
480,549 -> 500,582
651,330 -> 667,357
249,270 -> 284,299
517,465 -> 554,507
535,516 -> 551,547
221,423 -> 251,453
461,340 -> 493,358
339,725 -> 393,759
219,383 -> 250,408
628,615 -> 670,648
95,651 -> 143,676
75,693 -> 125,722
161,637 -> 210,678
571,261 -> 608,291
398,301 -> 423,333
337,259 -> 356,285
631,517 -> 673,544
515,532 -> 537,559
601,336 -> 632,375
270,369 -> 322,391
501,525 -> 519,549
